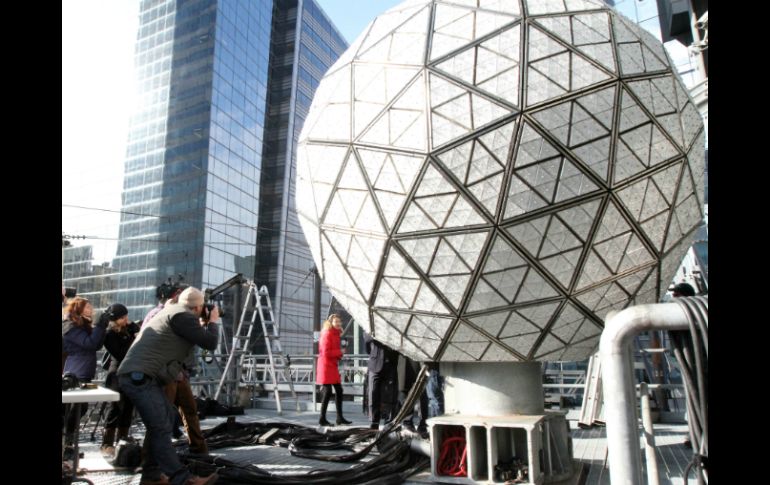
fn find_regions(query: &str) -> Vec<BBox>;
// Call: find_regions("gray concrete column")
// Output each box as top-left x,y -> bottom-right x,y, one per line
441,361 -> 544,416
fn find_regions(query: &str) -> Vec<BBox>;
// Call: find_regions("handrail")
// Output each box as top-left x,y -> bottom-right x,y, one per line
600,298 -> 707,485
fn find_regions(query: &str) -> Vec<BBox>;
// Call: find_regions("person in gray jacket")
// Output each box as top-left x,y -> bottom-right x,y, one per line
117,287 -> 219,485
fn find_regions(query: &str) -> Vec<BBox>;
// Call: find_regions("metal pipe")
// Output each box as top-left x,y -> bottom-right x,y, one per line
313,265 -> 321,354
640,383 -> 660,485
312,360 -> 317,413
600,302 -> 690,485
398,430 -> 432,457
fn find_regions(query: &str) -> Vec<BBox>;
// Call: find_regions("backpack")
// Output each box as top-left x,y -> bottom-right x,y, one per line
111,439 -> 142,468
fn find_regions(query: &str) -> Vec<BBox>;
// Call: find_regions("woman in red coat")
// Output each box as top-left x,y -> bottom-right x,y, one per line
316,314 -> 352,426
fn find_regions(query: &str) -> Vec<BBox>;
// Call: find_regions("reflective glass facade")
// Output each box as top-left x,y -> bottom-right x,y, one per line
204,0 -> 272,289
64,0 -> 346,353
112,0 -> 181,317
107,0 -> 274,321
255,0 -> 348,354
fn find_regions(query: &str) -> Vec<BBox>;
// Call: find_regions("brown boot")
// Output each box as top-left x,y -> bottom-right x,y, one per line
101,427 -> 116,456
183,472 -> 218,485
139,474 -> 170,485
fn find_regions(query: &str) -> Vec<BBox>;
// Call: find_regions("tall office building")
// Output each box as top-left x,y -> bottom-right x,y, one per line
65,0 -> 347,355
255,0 -> 347,353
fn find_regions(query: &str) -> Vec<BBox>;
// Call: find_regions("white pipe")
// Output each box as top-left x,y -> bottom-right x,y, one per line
600,303 -> 689,485
640,382 -> 660,485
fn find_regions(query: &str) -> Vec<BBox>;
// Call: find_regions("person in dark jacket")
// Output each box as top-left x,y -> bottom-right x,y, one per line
62,297 -> 105,380
162,288 -> 217,454
316,314 -> 352,426
143,282 -> 188,440
117,287 -> 219,485
364,332 -> 399,430
62,297 -> 107,445
100,303 -> 139,456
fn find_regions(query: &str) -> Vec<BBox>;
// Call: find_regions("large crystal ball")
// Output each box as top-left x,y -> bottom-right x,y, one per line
296,0 -> 705,362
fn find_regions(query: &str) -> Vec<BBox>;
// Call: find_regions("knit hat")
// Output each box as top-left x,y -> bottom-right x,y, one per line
178,287 -> 205,308
106,303 -> 129,320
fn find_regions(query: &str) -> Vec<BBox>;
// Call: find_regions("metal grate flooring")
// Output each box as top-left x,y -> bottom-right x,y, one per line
71,408 -> 696,484
571,422 -> 695,485
75,409 -> 376,484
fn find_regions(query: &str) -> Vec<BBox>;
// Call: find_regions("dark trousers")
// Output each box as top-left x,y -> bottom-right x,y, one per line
368,364 -> 397,424
320,383 -> 344,418
63,403 -> 88,444
63,377 -> 91,444
400,359 -> 428,429
402,391 -> 429,430
104,395 -> 134,429
105,372 -> 134,429
119,374 -> 192,485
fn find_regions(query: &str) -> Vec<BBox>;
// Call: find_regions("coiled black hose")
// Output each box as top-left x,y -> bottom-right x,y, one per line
670,295 -> 708,485
181,365 -> 432,483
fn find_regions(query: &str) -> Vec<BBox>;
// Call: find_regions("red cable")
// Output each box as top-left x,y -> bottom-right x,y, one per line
437,428 -> 468,477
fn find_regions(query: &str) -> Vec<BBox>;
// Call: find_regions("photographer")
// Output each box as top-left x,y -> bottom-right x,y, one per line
143,281 -> 186,439
117,287 -> 219,485
162,298 -> 220,454
100,303 -> 139,456
143,282 -> 179,327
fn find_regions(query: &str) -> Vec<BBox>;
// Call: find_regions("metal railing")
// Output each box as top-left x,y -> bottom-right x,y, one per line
189,353 -> 370,407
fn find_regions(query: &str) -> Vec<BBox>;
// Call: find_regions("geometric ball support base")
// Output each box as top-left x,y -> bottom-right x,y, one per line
296,0 -> 706,363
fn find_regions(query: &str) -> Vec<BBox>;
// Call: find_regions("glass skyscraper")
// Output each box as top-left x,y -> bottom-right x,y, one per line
64,0 -> 347,355
255,0 -> 347,353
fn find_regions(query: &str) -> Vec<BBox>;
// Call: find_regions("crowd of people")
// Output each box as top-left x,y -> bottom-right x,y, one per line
62,283 -> 220,485
62,286 -> 449,483
62,297 -> 443,454
63,277 -> 700,484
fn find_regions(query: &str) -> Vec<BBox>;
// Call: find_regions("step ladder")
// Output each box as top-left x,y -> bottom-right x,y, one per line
213,282 -> 299,413
254,284 -> 300,414
578,353 -> 604,427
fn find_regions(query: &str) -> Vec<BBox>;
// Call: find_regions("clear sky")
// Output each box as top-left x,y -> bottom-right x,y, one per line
62,0 -> 140,266
315,0 -> 404,43
61,0 -> 400,267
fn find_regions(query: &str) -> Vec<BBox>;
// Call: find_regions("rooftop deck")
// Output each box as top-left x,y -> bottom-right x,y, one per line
70,405 -> 694,485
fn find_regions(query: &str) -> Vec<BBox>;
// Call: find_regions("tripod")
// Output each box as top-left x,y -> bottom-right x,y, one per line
89,401 -> 108,441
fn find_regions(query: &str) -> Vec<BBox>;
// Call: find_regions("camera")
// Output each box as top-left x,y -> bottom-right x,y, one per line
202,303 -> 217,322
62,373 -> 80,391
64,287 -> 77,299
127,321 -> 141,336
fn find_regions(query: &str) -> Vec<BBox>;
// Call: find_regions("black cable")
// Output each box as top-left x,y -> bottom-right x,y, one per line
182,434 -> 425,484
671,295 -> 708,484
682,299 -> 708,458
289,364 -> 429,463
677,301 -> 707,437
683,300 -> 708,460
62,204 -> 308,235
181,365 -> 433,483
